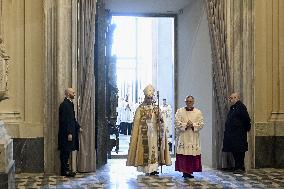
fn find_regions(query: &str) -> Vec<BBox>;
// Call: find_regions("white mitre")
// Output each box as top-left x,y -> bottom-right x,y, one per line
143,84 -> 155,97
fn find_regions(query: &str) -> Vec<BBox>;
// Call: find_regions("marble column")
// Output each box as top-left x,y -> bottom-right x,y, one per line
96,0 -> 108,168
206,0 -> 254,169
44,0 -> 77,173
225,0 -> 254,169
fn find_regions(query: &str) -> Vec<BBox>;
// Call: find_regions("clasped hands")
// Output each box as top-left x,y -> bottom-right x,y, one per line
185,120 -> 194,131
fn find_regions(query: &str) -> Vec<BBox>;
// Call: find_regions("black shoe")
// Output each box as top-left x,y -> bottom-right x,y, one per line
149,171 -> 159,176
182,173 -> 194,178
221,167 -> 235,172
233,169 -> 245,174
62,171 -> 76,177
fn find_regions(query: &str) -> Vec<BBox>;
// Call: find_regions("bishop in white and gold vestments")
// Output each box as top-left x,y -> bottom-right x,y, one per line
126,85 -> 172,175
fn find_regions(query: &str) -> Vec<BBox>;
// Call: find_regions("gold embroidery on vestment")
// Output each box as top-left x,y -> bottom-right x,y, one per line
139,105 -> 159,165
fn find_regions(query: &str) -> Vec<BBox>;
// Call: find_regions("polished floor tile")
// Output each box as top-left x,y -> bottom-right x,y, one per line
16,158 -> 284,189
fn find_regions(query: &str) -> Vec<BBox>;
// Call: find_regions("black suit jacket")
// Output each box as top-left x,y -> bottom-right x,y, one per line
223,100 -> 251,152
58,98 -> 80,151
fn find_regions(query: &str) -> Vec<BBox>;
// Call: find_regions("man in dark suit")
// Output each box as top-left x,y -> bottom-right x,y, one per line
223,92 -> 251,174
58,88 -> 81,177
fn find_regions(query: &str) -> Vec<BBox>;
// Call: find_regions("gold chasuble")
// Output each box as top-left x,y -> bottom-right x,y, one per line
126,104 -> 172,173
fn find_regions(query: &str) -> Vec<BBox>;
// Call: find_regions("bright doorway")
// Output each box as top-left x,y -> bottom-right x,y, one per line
110,15 -> 176,157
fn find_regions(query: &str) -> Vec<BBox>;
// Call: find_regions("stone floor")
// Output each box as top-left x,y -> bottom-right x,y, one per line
110,135 -> 175,158
16,158 -> 284,189
110,134 -> 131,156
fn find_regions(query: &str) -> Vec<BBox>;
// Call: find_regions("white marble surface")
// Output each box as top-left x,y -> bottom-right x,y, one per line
0,121 -> 13,172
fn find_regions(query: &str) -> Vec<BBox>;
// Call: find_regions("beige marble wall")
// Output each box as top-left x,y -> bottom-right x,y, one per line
254,0 -> 284,168
0,0 -> 44,138
255,0 -> 284,133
